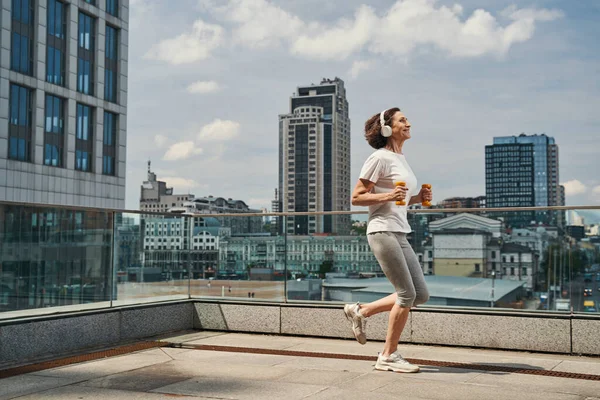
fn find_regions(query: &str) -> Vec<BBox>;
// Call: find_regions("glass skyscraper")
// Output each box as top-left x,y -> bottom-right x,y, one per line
1,0 -> 128,208
0,0 -> 128,312
486,134 -> 563,228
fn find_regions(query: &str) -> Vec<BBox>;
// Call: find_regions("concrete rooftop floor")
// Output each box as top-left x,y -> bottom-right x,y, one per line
1,331 -> 600,400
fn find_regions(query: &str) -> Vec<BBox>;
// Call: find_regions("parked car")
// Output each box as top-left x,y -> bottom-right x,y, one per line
583,300 -> 597,313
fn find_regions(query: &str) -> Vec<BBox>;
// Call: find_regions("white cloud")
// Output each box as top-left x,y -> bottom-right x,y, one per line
187,80 -> 221,94
161,177 -> 201,190
206,0 -> 304,48
197,0 -> 563,61
369,0 -> 553,59
348,60 -> 373,79
593,186 -> 600,195
502,5 -> 565,22
197,119 -> 241,141
291,5 -> 376,60
144,20 -> 224,65
562,180 -> 587,196
154,134 -> 168,147
163,141 -> 204,161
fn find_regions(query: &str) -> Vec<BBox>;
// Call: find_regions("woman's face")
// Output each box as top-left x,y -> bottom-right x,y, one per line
391,111 -> 411,140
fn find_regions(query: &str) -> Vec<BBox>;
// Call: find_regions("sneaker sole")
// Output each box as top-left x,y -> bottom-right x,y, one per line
375,364 -> 420,373
343,306 -> 367,345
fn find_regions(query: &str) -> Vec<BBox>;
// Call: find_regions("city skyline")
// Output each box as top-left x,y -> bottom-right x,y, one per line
123,0 -> 599,212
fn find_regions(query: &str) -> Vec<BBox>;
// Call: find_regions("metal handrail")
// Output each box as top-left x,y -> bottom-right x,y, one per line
0,200 -> 598,218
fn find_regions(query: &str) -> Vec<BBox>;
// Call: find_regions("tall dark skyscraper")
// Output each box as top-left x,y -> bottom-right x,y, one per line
485,134 -> 563,228
278,78 -> 351,235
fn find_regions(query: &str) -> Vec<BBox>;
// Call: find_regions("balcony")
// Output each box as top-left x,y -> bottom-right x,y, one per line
1,201 -> 599,398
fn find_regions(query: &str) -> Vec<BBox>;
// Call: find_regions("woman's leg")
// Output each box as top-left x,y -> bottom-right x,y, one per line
366,232 -> 416,357
382,304 -> 410,357
359,293 -> 396,317
398,234 -> 430,306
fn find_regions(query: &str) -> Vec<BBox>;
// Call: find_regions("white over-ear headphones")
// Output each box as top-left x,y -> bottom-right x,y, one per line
380,109 -> 392,137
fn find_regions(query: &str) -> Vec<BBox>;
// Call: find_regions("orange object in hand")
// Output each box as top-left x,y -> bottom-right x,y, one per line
422,184 -> 432,207
395,181 -> 406,205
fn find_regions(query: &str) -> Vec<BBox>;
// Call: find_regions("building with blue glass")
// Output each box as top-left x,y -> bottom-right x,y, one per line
486,134 -> 564,228
278,78 -> 351,235
0,0 -> 128,208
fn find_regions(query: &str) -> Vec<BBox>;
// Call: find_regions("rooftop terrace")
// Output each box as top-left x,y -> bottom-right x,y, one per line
2,331 -> 600,400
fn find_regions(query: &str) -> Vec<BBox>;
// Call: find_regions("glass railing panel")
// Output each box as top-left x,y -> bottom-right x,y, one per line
286,208 -> 600,314
112,212 -> 190,305
190,215 -> 286,301
0,203 -> 113,319
1,201 -> 597,316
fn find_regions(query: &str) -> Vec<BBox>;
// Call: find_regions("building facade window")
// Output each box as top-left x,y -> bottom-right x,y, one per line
106,0 -> 118,17
75,103 -> 93,171
77,12 -> 95,95
44,95 -> 65,167
46,0 -> 67,86
8,84 -> 33,162
104,25 -> 118,103
102,111 -> 117,175
11,0 -> 35,75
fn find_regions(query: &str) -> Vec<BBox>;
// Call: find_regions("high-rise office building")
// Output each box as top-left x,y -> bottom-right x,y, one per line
278,77 -> 351,235
0,0 -> 128,208
485,134 -> 562,228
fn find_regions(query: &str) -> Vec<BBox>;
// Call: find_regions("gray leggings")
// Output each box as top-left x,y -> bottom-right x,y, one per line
367,231 -> 430,308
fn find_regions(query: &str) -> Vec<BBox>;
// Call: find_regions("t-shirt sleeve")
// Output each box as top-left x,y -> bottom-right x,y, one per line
359,153 -> 386,184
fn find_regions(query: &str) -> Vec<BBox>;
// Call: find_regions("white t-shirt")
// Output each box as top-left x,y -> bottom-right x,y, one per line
359,148 -> 418,234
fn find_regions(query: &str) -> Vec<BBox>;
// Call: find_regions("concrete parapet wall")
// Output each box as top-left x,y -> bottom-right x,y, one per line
1,300 -> 598,369
0,301 -> 193,368
195,301 -> 599,356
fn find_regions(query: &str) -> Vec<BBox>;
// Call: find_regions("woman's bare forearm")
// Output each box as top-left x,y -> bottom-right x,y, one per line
352,192 -> 393,206
408,195 -> 421,206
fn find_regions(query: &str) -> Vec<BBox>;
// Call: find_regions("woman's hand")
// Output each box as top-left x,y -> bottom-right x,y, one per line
388,184 -> 409,203
417,185 -> 433,204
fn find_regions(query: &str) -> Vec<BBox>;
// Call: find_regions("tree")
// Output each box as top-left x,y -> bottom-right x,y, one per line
246,262 -> 256,280
319,260 -> 334,279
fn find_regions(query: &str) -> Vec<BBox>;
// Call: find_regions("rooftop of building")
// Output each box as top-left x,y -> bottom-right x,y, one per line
433,227 -> 493,235
2,331 -> 599,400
322,276 -> 525,302
501,242 -> 536,253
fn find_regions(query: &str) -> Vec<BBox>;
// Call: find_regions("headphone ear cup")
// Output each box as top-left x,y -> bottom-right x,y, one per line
381,126 -> 392,137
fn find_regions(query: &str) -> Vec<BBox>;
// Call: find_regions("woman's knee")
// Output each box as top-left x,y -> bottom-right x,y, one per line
414,289 -> 430,306
396,289 -> 416,308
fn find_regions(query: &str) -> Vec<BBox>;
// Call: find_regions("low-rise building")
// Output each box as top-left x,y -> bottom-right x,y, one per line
425,213 -> 539,290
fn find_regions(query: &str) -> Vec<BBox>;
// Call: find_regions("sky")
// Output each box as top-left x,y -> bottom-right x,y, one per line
125,0 -> 600,215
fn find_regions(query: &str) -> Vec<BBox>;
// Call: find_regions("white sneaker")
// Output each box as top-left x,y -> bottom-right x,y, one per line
375,351 -> 420,373
343,302 -> 367,345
